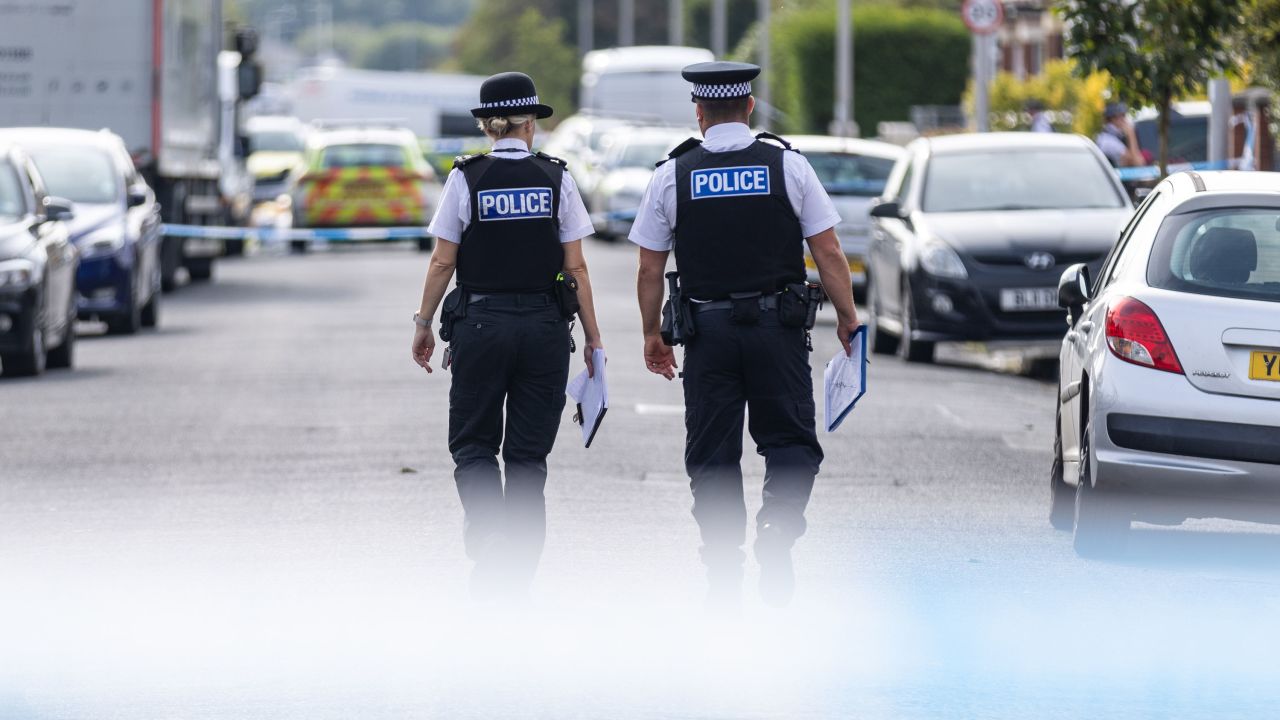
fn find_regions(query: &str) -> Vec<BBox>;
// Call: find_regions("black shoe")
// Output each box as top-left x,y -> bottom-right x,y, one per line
755,525 -> 795,608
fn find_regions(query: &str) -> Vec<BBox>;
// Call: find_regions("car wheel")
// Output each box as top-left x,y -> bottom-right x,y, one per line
1072,420 -> 1131,558
417,237 -> 435,253
223,239 -> 245,257
187,257 -> 214,282
866,273 -> 899,356
161,238 -> 181,293
141,292 -> 160,328
106,298 -> 142,335
898,283 -> 935,364
46,321 -> 75,370
1049,409 -> 1073,531
290,240 -> 310,254
2,324 -> 46,378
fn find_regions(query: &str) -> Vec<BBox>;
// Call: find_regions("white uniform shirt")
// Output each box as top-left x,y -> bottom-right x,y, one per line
1094,125 -> 1129,166
628,122 -> 842,252
427,137 -> 595,244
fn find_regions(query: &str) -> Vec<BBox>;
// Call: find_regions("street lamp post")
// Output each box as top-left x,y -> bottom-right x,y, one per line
757,0 -> 770,131
669,0 -> 684,46
711,0 -> 727,58
620,0 -> 635,47
831,0 -> 856,137
578,0 -> 594,55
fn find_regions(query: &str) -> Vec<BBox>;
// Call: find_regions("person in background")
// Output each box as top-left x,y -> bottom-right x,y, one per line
411,71 -> 603,604
1027,99 -> 1053,133
1095,102 -> 1145,167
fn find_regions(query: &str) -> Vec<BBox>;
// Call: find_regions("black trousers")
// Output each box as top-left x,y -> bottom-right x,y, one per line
447,297 -> 570,580
681,308 -> 824,568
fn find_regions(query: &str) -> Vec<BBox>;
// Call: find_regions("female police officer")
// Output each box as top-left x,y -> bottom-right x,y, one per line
410,72 -> 603,602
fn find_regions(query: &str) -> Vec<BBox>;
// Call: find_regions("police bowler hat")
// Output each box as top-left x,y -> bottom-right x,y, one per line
471,72 -> 554,119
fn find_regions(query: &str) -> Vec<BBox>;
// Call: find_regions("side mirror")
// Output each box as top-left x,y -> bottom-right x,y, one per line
43,196 -> 75,222
127,186 -> 149,208
1058,263 -> 1092,315
870,200 -> 903,219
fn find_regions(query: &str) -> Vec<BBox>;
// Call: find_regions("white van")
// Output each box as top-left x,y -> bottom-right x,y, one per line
580,46 -> 715,126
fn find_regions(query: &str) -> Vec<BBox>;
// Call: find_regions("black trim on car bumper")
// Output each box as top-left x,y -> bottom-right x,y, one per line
1108,413 -> 1280,466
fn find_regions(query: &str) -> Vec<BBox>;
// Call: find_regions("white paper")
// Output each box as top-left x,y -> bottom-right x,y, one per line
824,326 -> 867,432
566,348 -> 609,447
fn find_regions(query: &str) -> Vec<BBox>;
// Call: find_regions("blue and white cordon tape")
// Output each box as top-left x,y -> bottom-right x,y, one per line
161,224 -> 431,243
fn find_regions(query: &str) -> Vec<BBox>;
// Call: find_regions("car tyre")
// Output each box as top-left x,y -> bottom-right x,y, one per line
46,322 -> 75,370
898,283 -> 935,364
2,324 -> 46,378
417,237 -> 435,253
1049,410 -> 1073,531
866,273 -> 899,356
223,239 -> 245,257
187,258 -> 214,282
160,237 -> 182,292
106,299 -> 142,335
141,292 -> 160,328
290,240 -> 310,254
1072,420 -> 1131,558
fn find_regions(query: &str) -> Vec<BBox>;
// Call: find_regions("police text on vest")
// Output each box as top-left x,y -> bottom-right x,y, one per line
478,187 -> 554,221
690,166 -> 770,200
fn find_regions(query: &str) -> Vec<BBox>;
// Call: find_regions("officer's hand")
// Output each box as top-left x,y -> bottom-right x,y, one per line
584,338 -> 604,379
412,325 -> 436,373
837,311 -> 860,357
644,334 -> 678,380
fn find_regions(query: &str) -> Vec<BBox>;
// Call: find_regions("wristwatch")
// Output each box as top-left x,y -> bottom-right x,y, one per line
413,312 -> 431,328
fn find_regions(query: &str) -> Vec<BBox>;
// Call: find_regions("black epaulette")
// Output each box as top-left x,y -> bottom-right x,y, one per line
755,131 -> 799,153
453,153 -> 488,170
656,137 -> 703,167
534,151 -> 568,169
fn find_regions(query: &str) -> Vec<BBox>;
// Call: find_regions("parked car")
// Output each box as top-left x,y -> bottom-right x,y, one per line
1051,170 -> 1280,557
1,128 -> 163,334
588,127 -> 690,239
866,132 -> 1133,364
542,113 -> 661,208
789,135 -> 904,299
0,144 -> 78,377
288,123 -> 435,253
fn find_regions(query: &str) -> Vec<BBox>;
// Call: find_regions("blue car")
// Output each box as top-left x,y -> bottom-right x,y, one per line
0,128 -> 162,334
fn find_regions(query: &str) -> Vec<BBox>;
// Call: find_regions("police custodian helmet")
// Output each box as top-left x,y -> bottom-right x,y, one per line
470,72 -> 554,119
681,61 -> 761,102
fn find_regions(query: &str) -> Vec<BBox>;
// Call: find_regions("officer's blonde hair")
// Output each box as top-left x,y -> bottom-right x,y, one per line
478,114 -> 535,139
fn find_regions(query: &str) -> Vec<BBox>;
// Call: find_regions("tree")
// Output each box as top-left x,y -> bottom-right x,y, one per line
977,59 -> 1111,137
1244,0 -> 1280,90
455,1 -> 579,124
1058,0 -> 1247,177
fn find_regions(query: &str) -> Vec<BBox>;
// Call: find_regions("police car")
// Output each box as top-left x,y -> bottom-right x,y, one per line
287,123 -> 436,253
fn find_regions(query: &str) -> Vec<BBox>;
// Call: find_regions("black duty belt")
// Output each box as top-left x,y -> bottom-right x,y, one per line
467,291 -> 555,307
691,294 -> 780,314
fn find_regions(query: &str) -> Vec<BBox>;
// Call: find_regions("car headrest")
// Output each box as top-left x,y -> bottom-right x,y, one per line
1190,227 -> 1258,285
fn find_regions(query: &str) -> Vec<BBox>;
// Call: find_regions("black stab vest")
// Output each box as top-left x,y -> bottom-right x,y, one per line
673,140 -> 805,299
457,155 -> 563,293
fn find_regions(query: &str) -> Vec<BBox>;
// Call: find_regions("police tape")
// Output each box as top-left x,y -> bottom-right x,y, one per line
1115,159 -> 1233,183
161,224 -> 431,243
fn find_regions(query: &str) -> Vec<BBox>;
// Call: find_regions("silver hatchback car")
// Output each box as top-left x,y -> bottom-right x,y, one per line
1051,171 -> 1280,557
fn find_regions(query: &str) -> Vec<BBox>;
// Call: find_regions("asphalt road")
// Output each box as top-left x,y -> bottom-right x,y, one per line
3,239 -> 1280,719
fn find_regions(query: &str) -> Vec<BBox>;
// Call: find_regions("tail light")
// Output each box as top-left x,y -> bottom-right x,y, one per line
1105,297 -> 1183,374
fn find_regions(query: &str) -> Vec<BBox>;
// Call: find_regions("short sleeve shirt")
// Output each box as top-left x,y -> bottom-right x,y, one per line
427,137 -> 595,244
628,122 -> 842,252
1094,127 -> 1128,166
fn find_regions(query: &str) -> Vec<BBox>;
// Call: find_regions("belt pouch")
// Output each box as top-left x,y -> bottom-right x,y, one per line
554,272 -> 581,319
804,283 -> 825,329
779,283 -> 809,328
729,292 -> 762,325
439,287 -> 467,341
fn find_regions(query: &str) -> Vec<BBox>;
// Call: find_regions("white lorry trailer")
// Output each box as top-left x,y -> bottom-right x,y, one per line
0,0 -> 251,287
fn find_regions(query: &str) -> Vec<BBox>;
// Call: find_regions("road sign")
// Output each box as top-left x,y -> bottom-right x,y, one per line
961,0 -> 1003,34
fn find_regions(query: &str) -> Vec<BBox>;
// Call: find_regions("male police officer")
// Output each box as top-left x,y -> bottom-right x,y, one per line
412,72 -> 603,603
630,62 -> 858,608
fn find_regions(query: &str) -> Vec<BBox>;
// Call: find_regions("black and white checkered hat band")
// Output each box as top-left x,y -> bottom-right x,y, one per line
692,82 -> 751,99
480,95 -> 539,109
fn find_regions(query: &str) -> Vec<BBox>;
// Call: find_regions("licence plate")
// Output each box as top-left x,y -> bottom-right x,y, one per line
1249,350 -> 1280,381
999,287 -> 1058,312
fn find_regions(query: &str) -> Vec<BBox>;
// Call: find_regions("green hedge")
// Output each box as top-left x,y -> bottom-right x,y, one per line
772,4 -> 970,135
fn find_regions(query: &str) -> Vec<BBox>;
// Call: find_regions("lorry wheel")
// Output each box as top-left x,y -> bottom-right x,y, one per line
2,325 -> 46,378
141,293 -> 160,328
417,237 -> 434,253
1072,421 -> 1131,558
187,258 -> 214,282
290,240 -> 310,254
46,322 -> 75,370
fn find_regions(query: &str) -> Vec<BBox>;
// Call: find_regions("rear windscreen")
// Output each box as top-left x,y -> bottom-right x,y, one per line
1148,208 -> 1280,303
321,144 -> 406,169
